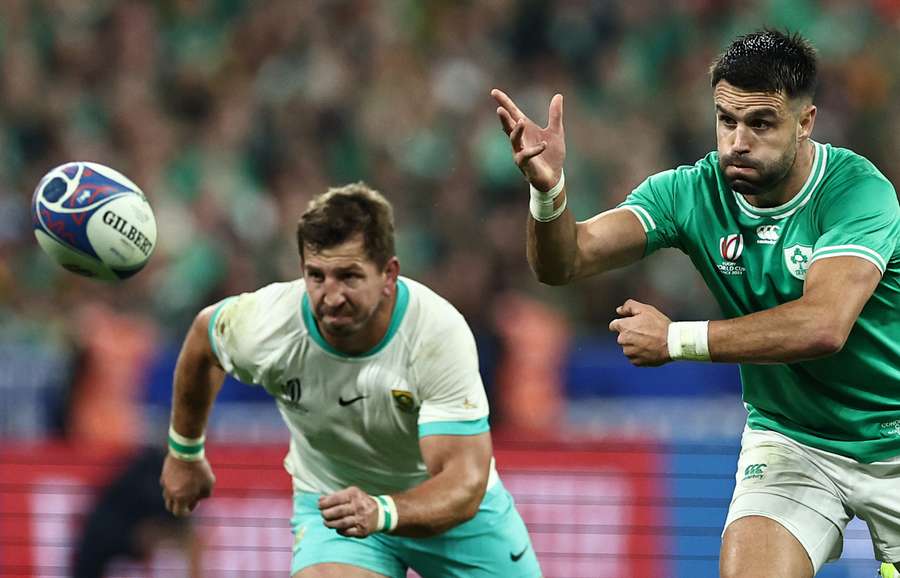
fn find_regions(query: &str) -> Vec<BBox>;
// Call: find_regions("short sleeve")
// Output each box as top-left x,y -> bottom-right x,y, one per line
208,293 -> 267,386
811,176 -> 900,275
618,169 -> 681,255
414,310 -> 490,438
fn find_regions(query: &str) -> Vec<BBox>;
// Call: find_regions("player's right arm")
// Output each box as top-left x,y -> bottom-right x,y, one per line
160,304 -> 224,517
492,89 -> 647,284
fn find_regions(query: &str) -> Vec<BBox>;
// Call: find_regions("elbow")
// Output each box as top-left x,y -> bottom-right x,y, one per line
458,474 -> 488,523
805,326 -> 848,357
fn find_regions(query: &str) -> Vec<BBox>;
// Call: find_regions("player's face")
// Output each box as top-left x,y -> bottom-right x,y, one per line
302,236 -> 397,338
714,81 -> 802,196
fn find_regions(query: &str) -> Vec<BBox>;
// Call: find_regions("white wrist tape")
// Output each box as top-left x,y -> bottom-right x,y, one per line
667,321 -> 711,361
529,169 -> 567,222
373,495 -> 399,533
168,425 -> 206,462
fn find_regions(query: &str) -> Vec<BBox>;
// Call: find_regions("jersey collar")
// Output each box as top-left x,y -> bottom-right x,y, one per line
301,278 -> 409,359
732,141 -> 827,220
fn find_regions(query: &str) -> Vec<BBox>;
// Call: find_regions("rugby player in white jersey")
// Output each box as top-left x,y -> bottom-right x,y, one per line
160,183 -> 541,578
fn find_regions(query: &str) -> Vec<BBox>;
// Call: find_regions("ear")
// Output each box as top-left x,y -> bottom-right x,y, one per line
797,104 -> 816,142
383,257 -> 400,296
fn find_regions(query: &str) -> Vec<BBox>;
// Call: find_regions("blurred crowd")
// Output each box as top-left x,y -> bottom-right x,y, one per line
1,0 -> 898,439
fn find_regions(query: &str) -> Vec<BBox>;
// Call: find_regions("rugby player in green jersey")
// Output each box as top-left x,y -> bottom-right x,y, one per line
493,29 -> 900,578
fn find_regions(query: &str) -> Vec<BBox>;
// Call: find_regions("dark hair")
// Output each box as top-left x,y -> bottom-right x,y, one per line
296,182 -> 395,268
710,29 -> 817,100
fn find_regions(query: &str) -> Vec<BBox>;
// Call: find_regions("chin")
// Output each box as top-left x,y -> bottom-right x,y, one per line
728,179 -> 763,196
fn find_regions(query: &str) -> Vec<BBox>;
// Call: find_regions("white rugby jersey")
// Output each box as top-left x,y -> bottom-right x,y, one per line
208,277 -> 499,494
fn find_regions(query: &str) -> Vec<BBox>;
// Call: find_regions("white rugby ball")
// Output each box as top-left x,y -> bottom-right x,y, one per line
31,161 -> 157,280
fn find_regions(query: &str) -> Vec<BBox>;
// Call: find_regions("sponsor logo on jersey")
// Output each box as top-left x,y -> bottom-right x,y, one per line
720,234 -> 744,261
277,378 -> 308,412
880,420 -> 900,436
742,463 -> 768,481
716,233 -> 746,276
784,244 -> 813,280
755,225 -> 780,244
391,389 -> 417,413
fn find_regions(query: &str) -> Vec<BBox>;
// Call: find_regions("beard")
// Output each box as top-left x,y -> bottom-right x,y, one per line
719,146 -> 796,197
315,298 -> 382,337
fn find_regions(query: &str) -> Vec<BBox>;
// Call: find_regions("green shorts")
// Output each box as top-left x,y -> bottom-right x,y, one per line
290,481 -> 542,578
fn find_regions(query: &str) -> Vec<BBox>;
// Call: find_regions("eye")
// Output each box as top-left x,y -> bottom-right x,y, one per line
750,119 -> 771,130
307,271 -> 324,282
718,114 -> 737,127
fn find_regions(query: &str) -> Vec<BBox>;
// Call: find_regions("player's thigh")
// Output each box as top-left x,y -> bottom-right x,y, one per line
723,429 -> 850,575
720,515 -> 815,578
293,563 -> 390,578
290,492 -> 406,578
851,459 -> 900,565
396,483 -> 541,578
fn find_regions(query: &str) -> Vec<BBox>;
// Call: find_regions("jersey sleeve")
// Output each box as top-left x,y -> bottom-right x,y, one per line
811,175 -> 899,275
208,292 -> 269,386
617,169 -> 681,255
413,309 -> 490,438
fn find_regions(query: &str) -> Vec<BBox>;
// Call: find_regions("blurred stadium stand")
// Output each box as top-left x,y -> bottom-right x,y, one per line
2,1 -> 898,576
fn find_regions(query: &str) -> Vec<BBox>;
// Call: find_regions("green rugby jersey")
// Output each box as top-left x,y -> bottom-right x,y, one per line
619,141 -> 900,462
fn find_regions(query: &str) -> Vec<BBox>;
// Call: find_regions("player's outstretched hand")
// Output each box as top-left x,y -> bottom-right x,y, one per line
160,454 -> 215,517
608,299 -> 672,366
491,88 -> 566,192
319,486 -> 379,538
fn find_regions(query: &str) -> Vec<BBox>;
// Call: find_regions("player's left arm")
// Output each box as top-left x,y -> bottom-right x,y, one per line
317,432 -> 492,539
610,255 -> 881,365
708,255 -> 881,363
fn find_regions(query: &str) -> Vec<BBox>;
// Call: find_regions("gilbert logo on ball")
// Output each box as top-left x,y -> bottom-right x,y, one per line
31,161 -> 157,280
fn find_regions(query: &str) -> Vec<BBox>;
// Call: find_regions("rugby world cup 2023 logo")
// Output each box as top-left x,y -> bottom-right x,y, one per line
716,233 -> 746,275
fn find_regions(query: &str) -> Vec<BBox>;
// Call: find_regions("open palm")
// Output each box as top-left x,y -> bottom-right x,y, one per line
491,89 -> 566,191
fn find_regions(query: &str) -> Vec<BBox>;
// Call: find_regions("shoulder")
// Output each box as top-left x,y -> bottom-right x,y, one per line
399,277 -> 476,356
817,144 -> 897,207
213,279 -> 306,343
637,152 -> 721,198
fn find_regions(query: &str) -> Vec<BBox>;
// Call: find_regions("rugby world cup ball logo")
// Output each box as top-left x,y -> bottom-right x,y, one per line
719,234 -> 744,262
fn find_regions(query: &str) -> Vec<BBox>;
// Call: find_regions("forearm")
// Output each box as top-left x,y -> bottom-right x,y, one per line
709,299 -> 846,364
170,311 -> 225,438
388,467 -> 487,538
526,190 -> 578,285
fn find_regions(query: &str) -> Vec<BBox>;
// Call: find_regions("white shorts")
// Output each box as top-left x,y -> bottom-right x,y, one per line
724,427 -> 900,573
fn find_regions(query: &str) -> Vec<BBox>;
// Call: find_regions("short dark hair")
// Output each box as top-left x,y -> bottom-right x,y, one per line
710,29 -> 818,100
296,182 -> 396,268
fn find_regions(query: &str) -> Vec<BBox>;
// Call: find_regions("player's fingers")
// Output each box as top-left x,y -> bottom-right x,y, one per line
320,503 -> 354,521
549,93 -> 564,131
608,318 -> 620,332
514,143 -> 547,167
490,88 -> 526,122
509,119 -> 524,148
318,491 -> 349,510
497,107 -> 516,135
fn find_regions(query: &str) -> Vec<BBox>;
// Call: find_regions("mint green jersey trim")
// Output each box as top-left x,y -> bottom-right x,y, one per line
811,245 -> 887,272
418,417 -> 490,438
301,279 -> 409,358
207,297 -> 237,360
733,141 -> 827,220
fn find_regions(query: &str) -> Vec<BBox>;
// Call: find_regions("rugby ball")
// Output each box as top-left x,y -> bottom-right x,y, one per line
31,161 -> 157,280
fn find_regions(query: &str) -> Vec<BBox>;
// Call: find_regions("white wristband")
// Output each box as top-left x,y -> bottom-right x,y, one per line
372,494 -> 399,533
667,321 -> 711,361
529,170 -> 567,222
168,425 -> 206,462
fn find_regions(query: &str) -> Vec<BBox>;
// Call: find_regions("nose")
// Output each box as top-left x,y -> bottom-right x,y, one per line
731,125 -> 752,155
322,280 -> 346,308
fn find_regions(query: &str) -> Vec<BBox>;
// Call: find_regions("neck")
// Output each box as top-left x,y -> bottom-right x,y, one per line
321,289 -> 397,355
743,140 -> 815,209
